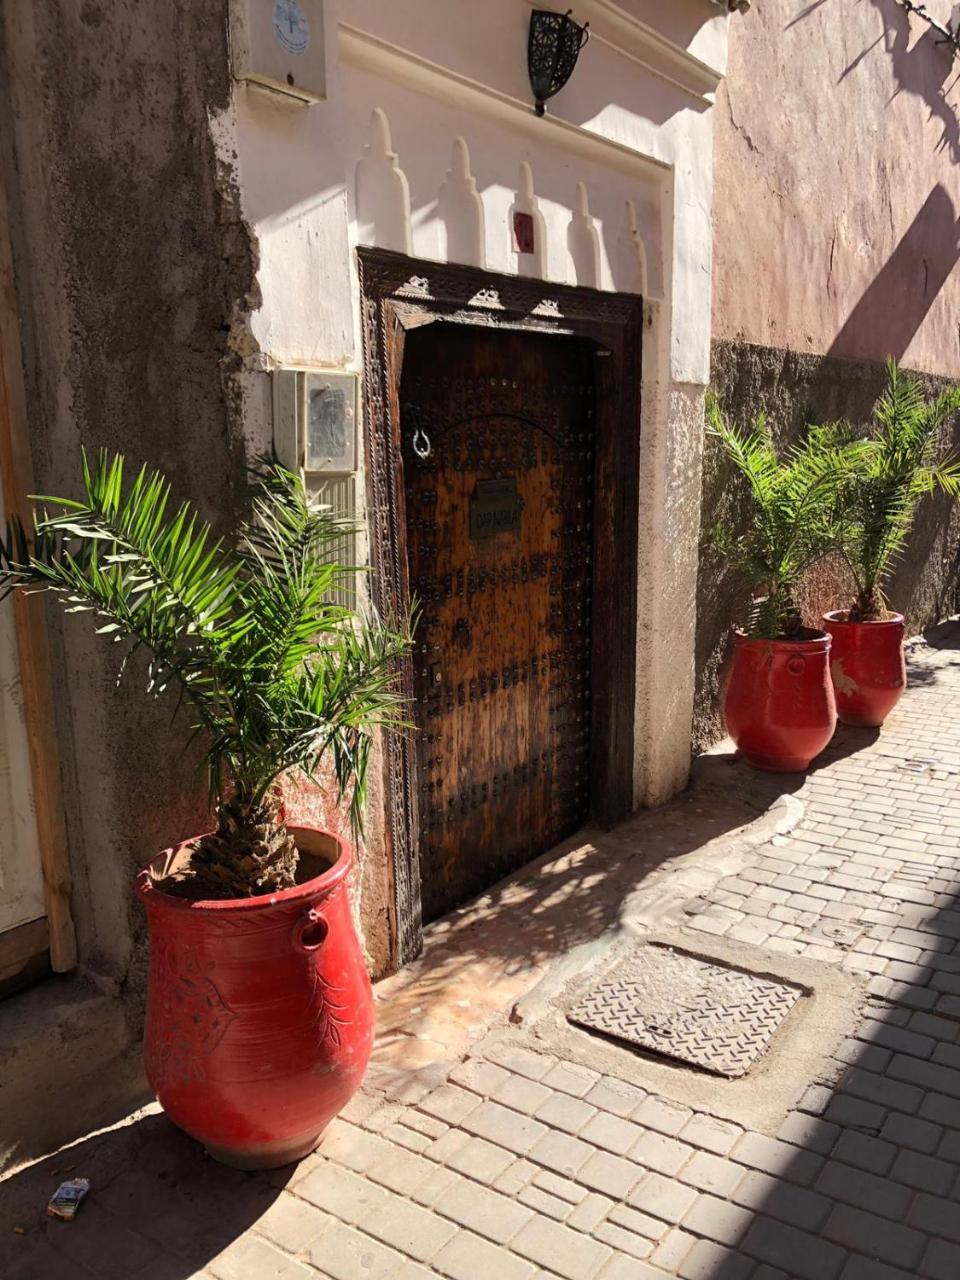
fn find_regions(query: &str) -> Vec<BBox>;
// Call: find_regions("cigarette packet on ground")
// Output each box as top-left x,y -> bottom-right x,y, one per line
46,1179 -> 91,1221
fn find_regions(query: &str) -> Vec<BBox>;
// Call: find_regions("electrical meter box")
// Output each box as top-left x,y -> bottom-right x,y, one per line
272,368 -> 361,601
230,0 -> 326,104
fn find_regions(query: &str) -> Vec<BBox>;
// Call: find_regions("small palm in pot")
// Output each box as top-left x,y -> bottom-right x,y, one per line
0,450 -> 414,1167
824,361 -> 960,726
706,395 -> 860,771
0,451 -> 412,899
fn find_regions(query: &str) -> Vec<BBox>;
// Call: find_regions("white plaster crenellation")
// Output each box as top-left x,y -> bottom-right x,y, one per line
567,182 -> 601,289
509,161 -> 547,279
438,136 -> 485,269
355,105 -> 412,254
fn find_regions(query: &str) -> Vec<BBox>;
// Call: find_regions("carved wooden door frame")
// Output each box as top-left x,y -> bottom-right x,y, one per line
358,247 -> 643,969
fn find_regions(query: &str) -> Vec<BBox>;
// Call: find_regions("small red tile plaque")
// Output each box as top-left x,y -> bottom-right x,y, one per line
513,211 -> 535,255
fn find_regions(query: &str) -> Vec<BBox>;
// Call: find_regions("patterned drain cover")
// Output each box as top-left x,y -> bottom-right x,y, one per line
568,946 -> 803,1078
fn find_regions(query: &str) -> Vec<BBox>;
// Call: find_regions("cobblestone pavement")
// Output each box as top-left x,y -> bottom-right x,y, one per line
5,627 -> 960,1279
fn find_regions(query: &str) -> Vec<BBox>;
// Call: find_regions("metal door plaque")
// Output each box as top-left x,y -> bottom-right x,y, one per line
470,478 -> 522,540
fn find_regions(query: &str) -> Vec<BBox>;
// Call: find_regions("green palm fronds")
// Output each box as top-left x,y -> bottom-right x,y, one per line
706,394 -> 863,640
833,360 -> 960,620
0,451 -> 412,896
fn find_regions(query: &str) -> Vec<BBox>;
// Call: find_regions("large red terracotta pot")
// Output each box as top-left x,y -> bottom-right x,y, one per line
135,825 -> 374,1170
724,630 -> 837,772
822,610 -> 906,727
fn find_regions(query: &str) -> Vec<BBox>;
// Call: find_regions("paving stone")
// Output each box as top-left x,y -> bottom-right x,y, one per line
420,1085 -> 482,1126
627,1170 -> 699,1224
632,1095 -> 693,1136
382,1123 -> 434,1153
531,1170 -> 587,1204
921,1237 -> 960,1280
907,1191 -> 960,1243
824,1094 -> 886,1131
889,1146 -> 955,1194
680,1193 -> 753,1247
731,1131 -> 823,1185
511,1215 -> 613,1280
444,1135 -> 516,1183
492,1075 -> 553,1115
528,1129 -> 594,1177
776,1110 -> 839,1155
541,1061 -> 602,1098
879,1109 -> 942,1153
432,1230 -> 538,1280
816,1160 -> 913,1219
678,1150 -> 743,1196
823,1204 -> 927,1270
594,1221 -> 654,1259
578,1150 -> 644,1198
919,1089 -> 960,1127
367,1146 -> 436,1195
741,1215 -> 846,1280
253,1193 -> 333,1253
583,1077 -> 647,1117
434,1177 -> 533,1244
484,1043 -> 556,1081
307,1223 -> 407,1280
488,1159 -> 536,1198
596,1258 -> 665,1280
607,1202 -> 670,1241
410,1163 -> 461,1207
364,1192 -> 458,1261
534,1091 -> 598,1134
579,1110 -> 645,1155
451,1058 -> 512,1095
210,1236 -> 315,1280
628,1129 -> 693,1176
318,1123 -> 394,1174
297,1161 -> 391,1224
680,1113 -> 744,1155
462,1101 -> 548,1155
677,1237 -> 754,1280
838,1259 -> 918,1280
648,1227 -> 699,1273
839,1066 -> 923,1115
518,1184 -> 570,1221
566,1191 -> 614,1233
831,1130 -> 897,1175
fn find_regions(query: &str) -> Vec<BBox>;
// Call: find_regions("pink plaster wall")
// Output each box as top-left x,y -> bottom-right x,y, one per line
713,0 -> 960,378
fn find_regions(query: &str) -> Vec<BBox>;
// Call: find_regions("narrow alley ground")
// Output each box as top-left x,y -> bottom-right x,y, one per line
5,624 -> 960,1280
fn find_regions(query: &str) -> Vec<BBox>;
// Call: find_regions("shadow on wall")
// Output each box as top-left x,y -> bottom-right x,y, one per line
827,184 -> 960,365
695,343 -> 960,751
857,0 -> 960,164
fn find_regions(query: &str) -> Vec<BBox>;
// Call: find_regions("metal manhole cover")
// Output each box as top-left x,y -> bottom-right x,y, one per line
568,947 -> 803,1078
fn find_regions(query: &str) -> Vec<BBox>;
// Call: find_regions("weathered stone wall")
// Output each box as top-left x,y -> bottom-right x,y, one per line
713,0 -> 960,381
695,340 -> 960,750
0,1 -> 257,1163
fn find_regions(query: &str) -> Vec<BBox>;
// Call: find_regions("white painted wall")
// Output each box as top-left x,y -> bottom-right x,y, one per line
227,0 -> 728,824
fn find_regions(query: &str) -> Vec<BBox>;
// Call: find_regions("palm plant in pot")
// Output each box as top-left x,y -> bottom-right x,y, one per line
0,451 -> 412,1168
707,395 -> 861,772
824,361 -> 960,727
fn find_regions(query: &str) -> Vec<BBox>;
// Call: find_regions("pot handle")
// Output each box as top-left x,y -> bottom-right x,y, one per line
787,656 -> 806,676
293,907 -> 328,953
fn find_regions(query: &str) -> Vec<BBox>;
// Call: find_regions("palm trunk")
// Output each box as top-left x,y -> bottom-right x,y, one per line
188,792 -> 300,899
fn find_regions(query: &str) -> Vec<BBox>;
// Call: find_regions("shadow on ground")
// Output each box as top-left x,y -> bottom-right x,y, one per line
0,1110 -> 292,1280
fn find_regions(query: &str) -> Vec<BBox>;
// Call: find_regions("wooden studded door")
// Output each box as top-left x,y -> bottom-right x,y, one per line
401,324 -> 596,923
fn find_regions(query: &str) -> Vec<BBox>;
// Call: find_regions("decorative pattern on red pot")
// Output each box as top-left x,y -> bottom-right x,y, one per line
724,631 -> 837,773
135,826 -> 374,1169
823,611 -> 906,727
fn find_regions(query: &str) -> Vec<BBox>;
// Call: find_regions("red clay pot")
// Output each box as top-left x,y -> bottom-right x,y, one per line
135,825 -> 374,1170
823,610 -> 906,727
724,630 -> 837,772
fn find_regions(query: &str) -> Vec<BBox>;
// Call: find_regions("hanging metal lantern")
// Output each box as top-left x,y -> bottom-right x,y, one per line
527,9 -> 590,118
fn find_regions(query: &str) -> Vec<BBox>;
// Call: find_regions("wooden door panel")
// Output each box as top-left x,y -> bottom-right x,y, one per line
401,325 -> 595,922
